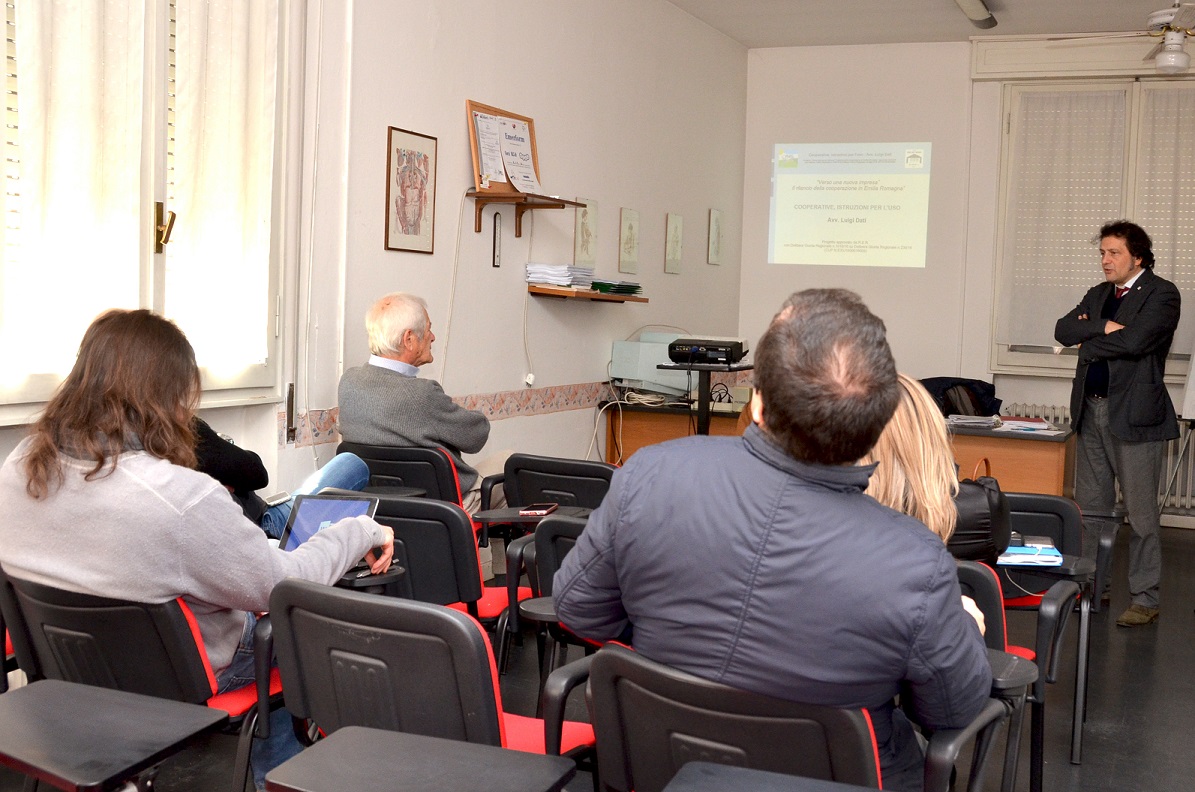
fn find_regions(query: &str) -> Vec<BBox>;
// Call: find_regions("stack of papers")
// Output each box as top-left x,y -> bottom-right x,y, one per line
992,418 -> 1065,436
997,545 -> 1063,567
946,415 -> 1002,429
526,263 -> 572,286
527,263 -> 597,288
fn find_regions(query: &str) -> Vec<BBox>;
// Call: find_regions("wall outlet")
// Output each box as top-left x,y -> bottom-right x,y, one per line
524,373 -> 535,387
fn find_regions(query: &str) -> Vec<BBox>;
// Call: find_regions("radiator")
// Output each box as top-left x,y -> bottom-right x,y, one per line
1003,402 -> 1195,517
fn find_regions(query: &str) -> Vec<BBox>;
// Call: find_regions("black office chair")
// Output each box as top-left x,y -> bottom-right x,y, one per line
957,561 -> 1079,792
265,578 -> 595,760
0,570 -> 279,792
586,643 -> 1009,792
484,454 -> 615,670
336,441 -> 465,505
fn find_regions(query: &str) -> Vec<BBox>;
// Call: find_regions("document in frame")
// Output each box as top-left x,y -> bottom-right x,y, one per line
499,118 -> 543,195
472,111 -> 507,188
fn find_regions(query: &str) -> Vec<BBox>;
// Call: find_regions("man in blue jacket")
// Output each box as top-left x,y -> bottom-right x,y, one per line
555,289 -> 991,792
1055,221 -> 1181,627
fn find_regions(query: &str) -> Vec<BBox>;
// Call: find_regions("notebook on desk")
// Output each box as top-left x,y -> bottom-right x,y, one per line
276,493 -> 379,553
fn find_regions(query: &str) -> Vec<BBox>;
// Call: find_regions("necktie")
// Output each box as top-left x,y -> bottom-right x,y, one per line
1115,286 -> 1129,299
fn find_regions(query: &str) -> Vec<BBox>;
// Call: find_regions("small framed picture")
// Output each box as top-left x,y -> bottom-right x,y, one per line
574,199 -> 598,267
385,127 -> 437,253
619,208 -> 640,274
665,213 -> 683,274
708,209 -> 722,265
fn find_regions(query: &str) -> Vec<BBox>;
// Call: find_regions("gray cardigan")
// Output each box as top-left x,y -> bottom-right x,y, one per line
337,363 -> 491,491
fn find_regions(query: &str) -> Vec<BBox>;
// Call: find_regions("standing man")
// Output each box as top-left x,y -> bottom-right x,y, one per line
338,292 -> 503,513
1055,221 -> 1181,627
555,289 -> 991,792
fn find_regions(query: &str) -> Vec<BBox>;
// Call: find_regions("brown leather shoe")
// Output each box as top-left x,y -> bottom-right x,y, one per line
1116,604 -> 1160,627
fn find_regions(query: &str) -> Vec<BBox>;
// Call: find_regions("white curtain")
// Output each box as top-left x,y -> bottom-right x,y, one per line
166,0 -> 278,378
995,88 -> 1127,349
0,0 -> 145,397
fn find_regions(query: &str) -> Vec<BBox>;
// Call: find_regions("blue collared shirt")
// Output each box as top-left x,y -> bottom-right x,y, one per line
368,354 -> 419,378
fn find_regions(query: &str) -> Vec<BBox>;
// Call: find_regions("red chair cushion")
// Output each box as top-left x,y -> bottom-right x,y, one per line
502,711 -> 595,755
447,585 -> 534,620
1004,594 -> 1044,608
1007,644 -> 1036,662
4,631 -> 11,657
206,667 -> 282,717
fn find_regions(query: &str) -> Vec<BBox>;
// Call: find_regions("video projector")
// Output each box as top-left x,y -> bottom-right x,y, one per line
667,337 -> 749,365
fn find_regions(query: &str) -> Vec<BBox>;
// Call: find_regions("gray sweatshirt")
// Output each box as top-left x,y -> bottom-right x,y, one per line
337,363 -> 490,491
0,438 -> 386,674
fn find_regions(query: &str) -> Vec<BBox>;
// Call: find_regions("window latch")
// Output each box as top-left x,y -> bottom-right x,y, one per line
154,201 -> 177,253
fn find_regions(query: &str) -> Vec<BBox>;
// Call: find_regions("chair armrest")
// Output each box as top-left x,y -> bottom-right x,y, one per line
541,654 -> 594,755
1036,580 -> 1080,686
252,614 -> 273,739
506,534 -> 535,635
923,697 -> 1010,792
480,473 -> 505,512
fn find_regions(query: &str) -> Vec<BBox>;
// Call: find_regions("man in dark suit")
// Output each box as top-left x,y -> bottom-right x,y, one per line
1055,221 -> 1181,627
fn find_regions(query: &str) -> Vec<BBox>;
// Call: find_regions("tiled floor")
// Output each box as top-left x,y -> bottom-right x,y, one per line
3,526 -> 1193,791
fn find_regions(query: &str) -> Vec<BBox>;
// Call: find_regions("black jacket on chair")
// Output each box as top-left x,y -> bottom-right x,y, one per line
1055,267 -> 1180,442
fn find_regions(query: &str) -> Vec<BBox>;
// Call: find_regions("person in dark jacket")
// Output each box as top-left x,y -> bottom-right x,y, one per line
194,418 -> 370,539
555,289 -> 991,792
1054,221 -> 1180,627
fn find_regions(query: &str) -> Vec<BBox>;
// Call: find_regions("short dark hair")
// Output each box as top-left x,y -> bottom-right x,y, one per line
1098,220 -> 1154,269
754,289 -> 899,465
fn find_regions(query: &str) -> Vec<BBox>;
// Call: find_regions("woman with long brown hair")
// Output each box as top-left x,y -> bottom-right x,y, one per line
0,309 -> 394,786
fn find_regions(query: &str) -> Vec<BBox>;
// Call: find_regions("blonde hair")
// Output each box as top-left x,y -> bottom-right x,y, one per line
860,373 -> 959,541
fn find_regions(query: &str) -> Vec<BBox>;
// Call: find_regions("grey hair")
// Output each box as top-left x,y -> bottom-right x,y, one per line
366,292 -> 428,356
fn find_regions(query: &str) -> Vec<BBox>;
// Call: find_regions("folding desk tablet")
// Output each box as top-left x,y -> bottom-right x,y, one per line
265,725 -> 576,792
661,761 -> 881,792
0,679 -> 227,792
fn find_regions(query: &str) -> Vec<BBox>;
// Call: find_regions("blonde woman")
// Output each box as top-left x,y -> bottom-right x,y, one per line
861,373 -> 1009,566
860,373 -> 960,541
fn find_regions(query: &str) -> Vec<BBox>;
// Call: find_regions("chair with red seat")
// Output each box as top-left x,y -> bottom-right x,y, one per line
367,495 -> 532,632
587,642 -> 1010,792
958,560 -> 1079,792
264,577 -> 594,764
335,441 -> 466,504
0,570 -> 280,792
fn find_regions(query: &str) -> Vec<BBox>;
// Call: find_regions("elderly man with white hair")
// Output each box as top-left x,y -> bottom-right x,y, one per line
338,292 -> 504,515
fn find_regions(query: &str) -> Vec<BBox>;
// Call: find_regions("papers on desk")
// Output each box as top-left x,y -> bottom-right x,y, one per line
998,545 -> 1064,567
947,415 -> 1002,429
992,418 -> 1065,436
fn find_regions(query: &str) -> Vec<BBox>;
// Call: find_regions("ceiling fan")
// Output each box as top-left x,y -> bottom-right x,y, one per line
1143,3 -> 1195,73
1048,3 -> 1195,74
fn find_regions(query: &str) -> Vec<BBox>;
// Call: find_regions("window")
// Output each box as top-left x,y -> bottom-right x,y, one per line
0,0 -> 287,420
992,80 -> 1195,377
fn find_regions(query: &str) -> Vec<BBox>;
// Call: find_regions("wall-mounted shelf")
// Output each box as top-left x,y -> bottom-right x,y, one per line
467,189 -> 585,237
528,285 -> 648,304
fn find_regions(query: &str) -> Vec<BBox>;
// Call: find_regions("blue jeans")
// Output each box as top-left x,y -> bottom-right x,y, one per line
259,453 -> 371,539
217,614 -> 303,791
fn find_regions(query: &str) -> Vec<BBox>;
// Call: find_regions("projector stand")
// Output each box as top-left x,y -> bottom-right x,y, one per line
658,361 -> 754,435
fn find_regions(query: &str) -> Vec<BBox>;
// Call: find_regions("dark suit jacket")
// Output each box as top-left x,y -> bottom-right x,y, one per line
1054,267 -> 1180,442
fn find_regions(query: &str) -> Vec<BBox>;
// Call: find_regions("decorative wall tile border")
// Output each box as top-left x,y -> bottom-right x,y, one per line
278,381 -> 619,448
280,375 -> 753,448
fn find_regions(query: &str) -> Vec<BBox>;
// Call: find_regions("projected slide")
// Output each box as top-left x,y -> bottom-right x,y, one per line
769,142 -> 932,267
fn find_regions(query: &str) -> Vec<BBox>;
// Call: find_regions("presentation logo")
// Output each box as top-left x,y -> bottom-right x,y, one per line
904,149 -> 925,168
777,151 -> 800,169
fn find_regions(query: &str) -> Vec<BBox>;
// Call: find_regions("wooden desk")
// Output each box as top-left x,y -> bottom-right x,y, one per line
950,425 -> 1074,497
605,405 -> 742,465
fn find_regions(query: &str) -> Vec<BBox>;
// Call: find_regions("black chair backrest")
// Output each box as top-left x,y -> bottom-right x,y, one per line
1002,492 -> 1083,595
587,644 -> 882,792
367,496 -> 483,606
0,570 -> 213,703
269,578 -> 503,744
502,453 -> 615,509
336,442 -> 462,504
533,515 -> 587,596
955,560 -> 1007,652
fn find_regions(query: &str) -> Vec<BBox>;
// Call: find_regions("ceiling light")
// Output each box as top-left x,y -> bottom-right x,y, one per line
1156,29 -> 1191,74
953,0 -> 997,29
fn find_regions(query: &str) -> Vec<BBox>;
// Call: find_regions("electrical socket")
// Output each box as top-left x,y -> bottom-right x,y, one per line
524,373 -> 535,387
